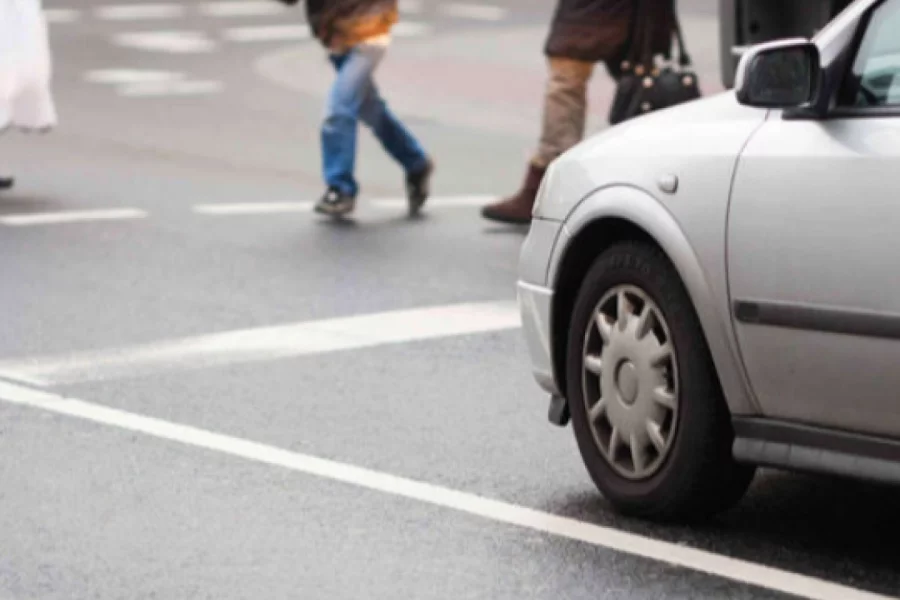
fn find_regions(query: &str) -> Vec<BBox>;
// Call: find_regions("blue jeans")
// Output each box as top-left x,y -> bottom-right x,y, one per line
322,44 -> 428,197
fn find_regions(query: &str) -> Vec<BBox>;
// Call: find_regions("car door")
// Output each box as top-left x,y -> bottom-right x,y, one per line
727,0 -> 900,438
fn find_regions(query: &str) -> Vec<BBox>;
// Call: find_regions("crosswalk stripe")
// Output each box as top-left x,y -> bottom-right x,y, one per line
0,302 -> 521,385
193,196 -> 492,216
84,69 -> 184,84
95,3 -> 185,21
193,202 -> 313,215
393,22 -> 432,37
439,3 -> 507,21
113,31 -> 217,53
371,195 -> 493,210
222,25 -> 311,43
0,209 -> 147,227
44,8 -> 81,23
200,1 -> 288,17
398,0 -> 424,13
118,80 -> 224,97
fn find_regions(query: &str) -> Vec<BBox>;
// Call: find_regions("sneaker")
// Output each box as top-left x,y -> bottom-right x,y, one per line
0,177 -> 13,191
406,159 -> 434,217
314,188 -> 356,217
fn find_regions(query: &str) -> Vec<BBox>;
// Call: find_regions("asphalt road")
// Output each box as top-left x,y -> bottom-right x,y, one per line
0,1 -> 897,599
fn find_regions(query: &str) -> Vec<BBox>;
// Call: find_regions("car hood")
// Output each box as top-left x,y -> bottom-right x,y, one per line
537,92 -> 769,222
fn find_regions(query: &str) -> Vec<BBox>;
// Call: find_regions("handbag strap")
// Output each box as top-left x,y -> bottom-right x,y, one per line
630,0 -> 692,71
672,0 -> 692,67
622,0 -> 645,71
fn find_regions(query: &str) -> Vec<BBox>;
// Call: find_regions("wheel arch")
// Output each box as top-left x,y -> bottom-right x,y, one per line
549,185 -> 757,417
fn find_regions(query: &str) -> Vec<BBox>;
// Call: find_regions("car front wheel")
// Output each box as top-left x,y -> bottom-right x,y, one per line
565,241 -> 754,521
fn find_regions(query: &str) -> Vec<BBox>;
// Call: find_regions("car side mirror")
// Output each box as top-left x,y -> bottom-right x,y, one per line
735,39 -> 821,108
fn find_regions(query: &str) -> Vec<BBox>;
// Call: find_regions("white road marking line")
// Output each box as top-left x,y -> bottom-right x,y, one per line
0,302 -> 521,386
222,25 -> 310,43
200,1 -> 287,17
84,69 -> 184,85
44,8 -> 81,23
371,195 -> 493,210
193,196 -> 491,215
95,3 -> 185,20
439,3 -> 507,21
118,80 -> 223,97
0,209 -> 147,227
398,0 -> 423,13
113,31 -> 217,54
0,380 -> 890,600
193,202 -> 313,215
393,22 -> 432,37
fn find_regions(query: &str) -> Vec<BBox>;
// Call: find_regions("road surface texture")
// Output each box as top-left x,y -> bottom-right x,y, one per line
1,1 -> 897,599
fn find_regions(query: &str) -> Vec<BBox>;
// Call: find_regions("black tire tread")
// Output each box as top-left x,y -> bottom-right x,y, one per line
566,240 -> 754,521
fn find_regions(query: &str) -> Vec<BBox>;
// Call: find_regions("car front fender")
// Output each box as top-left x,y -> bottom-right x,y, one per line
551,184 -> 760,417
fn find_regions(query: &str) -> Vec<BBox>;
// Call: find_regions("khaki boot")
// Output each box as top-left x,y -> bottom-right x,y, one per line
481,164 -> 546,225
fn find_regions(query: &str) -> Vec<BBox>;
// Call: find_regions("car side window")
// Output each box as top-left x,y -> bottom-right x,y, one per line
842,0 -> 900,108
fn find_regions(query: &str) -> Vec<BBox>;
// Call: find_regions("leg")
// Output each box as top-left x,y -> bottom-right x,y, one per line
321,47 -> 385,198
354,45 -> 432,215
358,76 -> 433,215
482,58 -> 593,224
533,57 -> 594,169
357,69 -> 428,175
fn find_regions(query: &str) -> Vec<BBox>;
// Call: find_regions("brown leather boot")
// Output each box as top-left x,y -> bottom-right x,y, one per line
481,164 -> 546,224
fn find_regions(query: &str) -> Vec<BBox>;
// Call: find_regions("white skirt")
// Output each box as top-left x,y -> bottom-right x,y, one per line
0,0 -> 58,132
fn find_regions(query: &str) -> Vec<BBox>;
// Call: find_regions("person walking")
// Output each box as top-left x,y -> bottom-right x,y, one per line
481,0 -> 674,224
0,0 -> 58,191
282,0 -> 434,217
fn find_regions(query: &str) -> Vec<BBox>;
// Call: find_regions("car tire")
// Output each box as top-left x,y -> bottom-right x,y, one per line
566,241 -> 755,521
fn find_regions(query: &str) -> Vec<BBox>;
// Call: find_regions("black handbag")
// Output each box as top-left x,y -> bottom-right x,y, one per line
608,0 -> 700,125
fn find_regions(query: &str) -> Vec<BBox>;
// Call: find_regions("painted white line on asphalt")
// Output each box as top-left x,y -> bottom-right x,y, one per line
0,209 -> 147,227
193,202 -> 313,215
113,31 -> 216,54
118,80 -> 224,97
0,302 -> 521,385
85,69 -> 184,85
95,3 -> 185,20
44,8 -> 81,23
393,22 -> 433,37
0,380 -> 890,600
440,3 -> 507,21
371,195 -> 493,210
223,25 -> 311,43
194,196 -> 490,215
398,0 -> 423,13
200,1 -> 287,17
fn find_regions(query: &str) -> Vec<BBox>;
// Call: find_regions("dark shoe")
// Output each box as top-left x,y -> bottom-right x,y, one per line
406,158 -> 434,217
481,164 -> 546,225
0,177 -> 13,191
315,187 -> 356,217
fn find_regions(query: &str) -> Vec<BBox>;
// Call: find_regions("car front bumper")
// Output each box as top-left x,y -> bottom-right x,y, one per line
517,280 -> 558,396
517,218 -> 566,397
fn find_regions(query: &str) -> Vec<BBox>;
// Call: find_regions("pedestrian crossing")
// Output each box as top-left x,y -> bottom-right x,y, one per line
46,0 -> 511,98
44,1 -> 509,26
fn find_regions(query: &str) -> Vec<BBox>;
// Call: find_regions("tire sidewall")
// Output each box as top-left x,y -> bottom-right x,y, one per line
566,243 -> 726,516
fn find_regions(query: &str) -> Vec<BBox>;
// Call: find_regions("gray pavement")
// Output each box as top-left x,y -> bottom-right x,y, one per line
0,1 -> 897,599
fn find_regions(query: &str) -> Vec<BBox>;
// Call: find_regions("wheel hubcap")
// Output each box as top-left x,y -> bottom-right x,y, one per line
615,361 -> 639,405
581,285 -> 679,480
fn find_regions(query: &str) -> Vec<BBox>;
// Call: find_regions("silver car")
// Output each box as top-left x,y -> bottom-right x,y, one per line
518,0 -> 900,521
